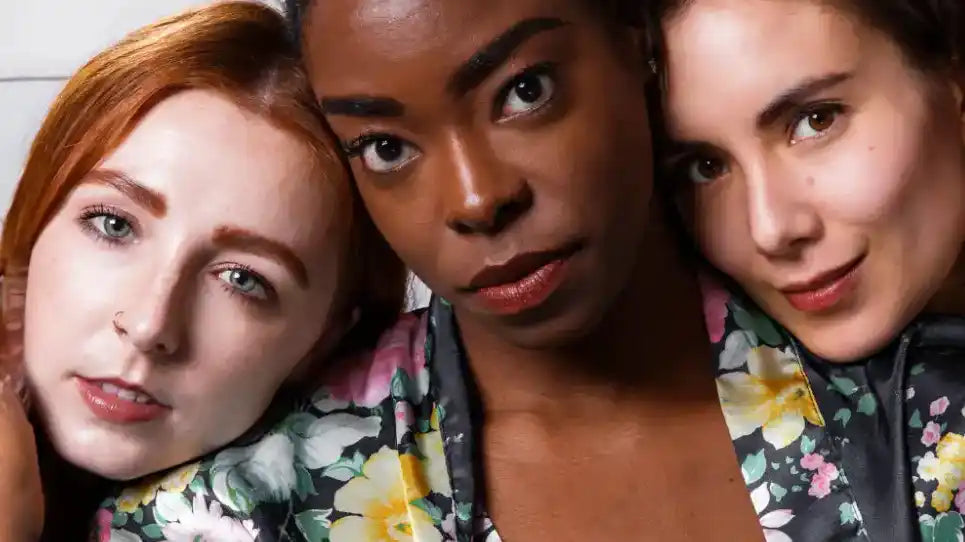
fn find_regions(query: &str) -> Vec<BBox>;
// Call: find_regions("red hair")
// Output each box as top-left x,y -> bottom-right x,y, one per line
0,1 -> 406,403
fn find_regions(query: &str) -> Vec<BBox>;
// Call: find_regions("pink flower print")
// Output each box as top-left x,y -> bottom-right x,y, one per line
808,472 -> 833,499
956,482 -> 965,514
818,461 -> 839,481
801,453 -> 825,471
922,421 -> 942,447
931,397 -> 951,417
327,313 -> 427,407
96,509 -> 112,542
698,273 -> 730,343
395,401 -> 413,424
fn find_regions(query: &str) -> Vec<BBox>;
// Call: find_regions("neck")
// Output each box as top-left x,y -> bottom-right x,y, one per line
35,428 -> 109,540
457,208 -> 714,417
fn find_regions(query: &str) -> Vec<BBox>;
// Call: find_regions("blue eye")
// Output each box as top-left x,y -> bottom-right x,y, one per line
79,206 -> 137,244
216,267 -> 269,300
93,214 -> 133,238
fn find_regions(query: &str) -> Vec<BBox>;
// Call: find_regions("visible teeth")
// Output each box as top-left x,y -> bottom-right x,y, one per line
97,382 -> 153,404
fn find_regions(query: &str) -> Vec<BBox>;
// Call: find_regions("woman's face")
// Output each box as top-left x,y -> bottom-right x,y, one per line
662,0 -> 965,361
300,0 -> 654,347
24,89 -> 344,480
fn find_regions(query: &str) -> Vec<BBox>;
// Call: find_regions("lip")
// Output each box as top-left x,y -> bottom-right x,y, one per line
76,376 -> 170,424
466,242 -> 582,315
779,255 -> 865,313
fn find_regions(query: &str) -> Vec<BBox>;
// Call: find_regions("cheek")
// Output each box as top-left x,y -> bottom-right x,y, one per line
690,187 -> 756,279
23,226 -> 114,371
810,143 -> 917,224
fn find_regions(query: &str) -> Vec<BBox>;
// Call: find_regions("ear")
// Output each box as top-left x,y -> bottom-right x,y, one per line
286,305 -> 361,384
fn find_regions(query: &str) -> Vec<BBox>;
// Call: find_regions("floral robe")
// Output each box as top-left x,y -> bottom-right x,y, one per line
94,287 -> 965,541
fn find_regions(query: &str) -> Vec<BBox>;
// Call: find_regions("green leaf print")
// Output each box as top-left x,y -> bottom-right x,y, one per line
731,303 -> 784,346
771,462 -> 781,471
112,511 -> 129,528
830,377 -> 859,396
133,508 -> 144,524
770,483 -> 788,503
391,369 -> 415,399
921,515 -> 936,542
834,408 -> 852,427
792,485 -> 803,492
294,463 -> 317,501
142,524 -> 163,539
413,498 -> 445,525
839,503 -> 857,525
188,476 -> 207,497
857,393 -> 877,415
457,502 -> 473,522
911,363 -> 926,376
294,509 -> 333,542
742,450 -> 767,485
322,451 -> 366,482
933,512 -> 965,542
801,435 -> 816,455
911,409 -> 924,429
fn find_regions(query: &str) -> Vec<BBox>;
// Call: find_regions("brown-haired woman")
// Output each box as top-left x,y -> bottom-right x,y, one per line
0,2 -> 405,539
656,0 -> 965,539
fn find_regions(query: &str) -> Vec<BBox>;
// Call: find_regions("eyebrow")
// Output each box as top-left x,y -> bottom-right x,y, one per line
447,17 -> 569,97
321,96 -> 406,117
212,226 -> 309,288
86,169 -> 167,216
319,16 -> 569,118
756,72 -> 853,129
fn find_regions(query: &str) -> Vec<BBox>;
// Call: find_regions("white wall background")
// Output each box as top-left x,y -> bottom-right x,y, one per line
1,0 -> 431,308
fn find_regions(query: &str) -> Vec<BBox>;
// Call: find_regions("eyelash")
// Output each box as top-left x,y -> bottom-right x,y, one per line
493,61 -> 558,120
786,101 -> 848,142
341,62 -> 561,158
78,205 -> 275,307
210,262 -> 276,306
343,133 -> 393,158
77,204 -> 138,246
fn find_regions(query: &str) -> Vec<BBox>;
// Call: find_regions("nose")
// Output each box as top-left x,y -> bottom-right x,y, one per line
442,135 -> 533,236
112,271 -> 186,356
745,162 -> 823,258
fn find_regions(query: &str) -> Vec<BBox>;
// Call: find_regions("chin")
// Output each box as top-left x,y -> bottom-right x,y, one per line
50,427 -> 156,481
790,313 -> 909,363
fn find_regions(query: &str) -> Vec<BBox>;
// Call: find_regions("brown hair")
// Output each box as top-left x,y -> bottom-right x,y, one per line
649,0 -> 963,77
1,1 -> 406,402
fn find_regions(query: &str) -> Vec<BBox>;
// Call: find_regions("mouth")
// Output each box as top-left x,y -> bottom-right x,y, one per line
76,376 -> 170,424
464,241 -> 583,315
779,254 -> 865,313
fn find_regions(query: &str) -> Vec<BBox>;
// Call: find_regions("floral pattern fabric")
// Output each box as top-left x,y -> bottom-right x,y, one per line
703,276 -> 965,542
95,285 -> 965,542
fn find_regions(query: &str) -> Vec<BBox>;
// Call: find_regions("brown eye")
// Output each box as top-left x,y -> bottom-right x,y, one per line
790,104 -> 843,143
687,156 -> 729,184
807,111 -> 834,132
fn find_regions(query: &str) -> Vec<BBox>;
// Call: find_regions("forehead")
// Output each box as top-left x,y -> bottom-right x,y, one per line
304,0 -> 592,88
663,0 -> 873,131
98,90 -> 336,248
